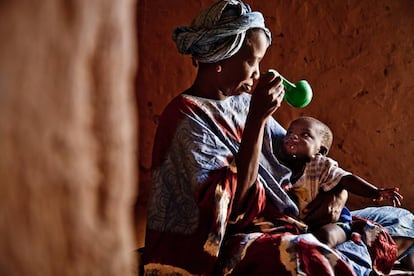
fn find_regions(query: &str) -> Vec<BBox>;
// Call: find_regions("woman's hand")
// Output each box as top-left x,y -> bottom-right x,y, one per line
249,69 -> 285,121
373,187 -> 403,207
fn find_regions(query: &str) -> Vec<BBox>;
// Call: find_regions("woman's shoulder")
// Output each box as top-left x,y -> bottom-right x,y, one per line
161,93 -> 201,116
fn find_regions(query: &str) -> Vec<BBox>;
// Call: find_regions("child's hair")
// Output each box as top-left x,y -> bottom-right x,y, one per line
293,116 -> 333,155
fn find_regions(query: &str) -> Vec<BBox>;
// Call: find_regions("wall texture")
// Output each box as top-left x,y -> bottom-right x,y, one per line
137,0 -> 414,248
0,0 -> 137,275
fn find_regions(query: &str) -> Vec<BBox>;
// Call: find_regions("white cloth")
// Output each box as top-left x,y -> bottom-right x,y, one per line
173,0 -> 272,63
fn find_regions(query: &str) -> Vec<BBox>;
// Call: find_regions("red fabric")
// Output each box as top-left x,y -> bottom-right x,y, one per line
223,233 -> 356,276
152,96 -> 199,168
297,238 -> 334,275
351,216 -> 398,275
144,166 -> 266,275
145,95 -> 268,275
226,233 -> 290,276
297,239 -> 356,276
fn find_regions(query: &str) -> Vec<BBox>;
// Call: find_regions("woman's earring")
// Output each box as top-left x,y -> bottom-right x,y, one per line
216,64 -> 222,73
192,57 -> 198,67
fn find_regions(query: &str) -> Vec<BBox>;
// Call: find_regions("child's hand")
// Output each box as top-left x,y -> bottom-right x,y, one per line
373,187 -> 403,207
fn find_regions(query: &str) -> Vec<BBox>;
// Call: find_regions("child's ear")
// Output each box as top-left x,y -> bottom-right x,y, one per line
319,146 -> 328,156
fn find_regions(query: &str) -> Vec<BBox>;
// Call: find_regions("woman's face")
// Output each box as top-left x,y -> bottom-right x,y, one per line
218,29 -> 269,96
282,120 -> 323,160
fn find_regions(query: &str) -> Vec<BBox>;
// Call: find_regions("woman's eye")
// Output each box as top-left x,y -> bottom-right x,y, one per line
247,60 -> 255,66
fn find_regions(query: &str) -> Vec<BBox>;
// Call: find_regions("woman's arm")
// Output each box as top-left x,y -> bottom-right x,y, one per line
233,71 -> 284,214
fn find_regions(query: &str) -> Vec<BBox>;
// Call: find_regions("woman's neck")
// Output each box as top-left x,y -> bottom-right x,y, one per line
185,83 -> 225,100
185,65 -> 227,100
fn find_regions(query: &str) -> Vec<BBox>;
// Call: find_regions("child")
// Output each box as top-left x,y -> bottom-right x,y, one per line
276,116 -> 403,247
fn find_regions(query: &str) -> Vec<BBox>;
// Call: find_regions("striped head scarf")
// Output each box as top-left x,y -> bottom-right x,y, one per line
173,0 -> 272,64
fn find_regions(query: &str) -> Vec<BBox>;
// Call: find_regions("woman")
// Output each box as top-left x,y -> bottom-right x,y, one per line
143,1 -> 392,275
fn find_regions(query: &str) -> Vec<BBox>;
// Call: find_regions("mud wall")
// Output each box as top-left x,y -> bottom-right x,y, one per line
0,0 -> 138,275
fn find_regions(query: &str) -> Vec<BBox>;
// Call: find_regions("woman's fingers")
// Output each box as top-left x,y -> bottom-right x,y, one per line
269,81 -> 285,107
265,71 -> 284,108
251,70 -> 285,117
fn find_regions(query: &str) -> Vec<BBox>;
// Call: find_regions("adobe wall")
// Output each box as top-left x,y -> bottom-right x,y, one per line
0,0 -> 138,274
137,0 -> 414,248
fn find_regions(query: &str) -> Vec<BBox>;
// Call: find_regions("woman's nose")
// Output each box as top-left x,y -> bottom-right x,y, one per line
252,64 -> 260,80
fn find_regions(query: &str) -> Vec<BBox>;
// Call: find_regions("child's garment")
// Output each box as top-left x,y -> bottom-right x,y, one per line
292,153 -> 351,220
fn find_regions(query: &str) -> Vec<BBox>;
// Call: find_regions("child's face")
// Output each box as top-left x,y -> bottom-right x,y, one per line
282,119 -> 323,160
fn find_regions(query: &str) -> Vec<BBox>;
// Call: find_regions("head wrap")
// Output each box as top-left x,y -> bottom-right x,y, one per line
173,0 -> 272,63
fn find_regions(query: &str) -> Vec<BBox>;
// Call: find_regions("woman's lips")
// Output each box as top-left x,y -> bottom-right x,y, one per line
242,84 -> 252,92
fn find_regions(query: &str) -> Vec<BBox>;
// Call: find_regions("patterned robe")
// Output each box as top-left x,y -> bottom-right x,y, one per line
143,93 -> 395,276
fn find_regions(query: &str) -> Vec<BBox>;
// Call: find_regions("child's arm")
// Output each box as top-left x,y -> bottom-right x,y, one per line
338,174 -> 403,206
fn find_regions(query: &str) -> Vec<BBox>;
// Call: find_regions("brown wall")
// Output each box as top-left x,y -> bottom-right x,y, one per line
137,0 -> 414,248
0,0 -> 138,275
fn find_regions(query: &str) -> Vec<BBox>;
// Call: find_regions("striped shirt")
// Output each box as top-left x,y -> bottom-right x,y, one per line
292,154 -> 351,218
